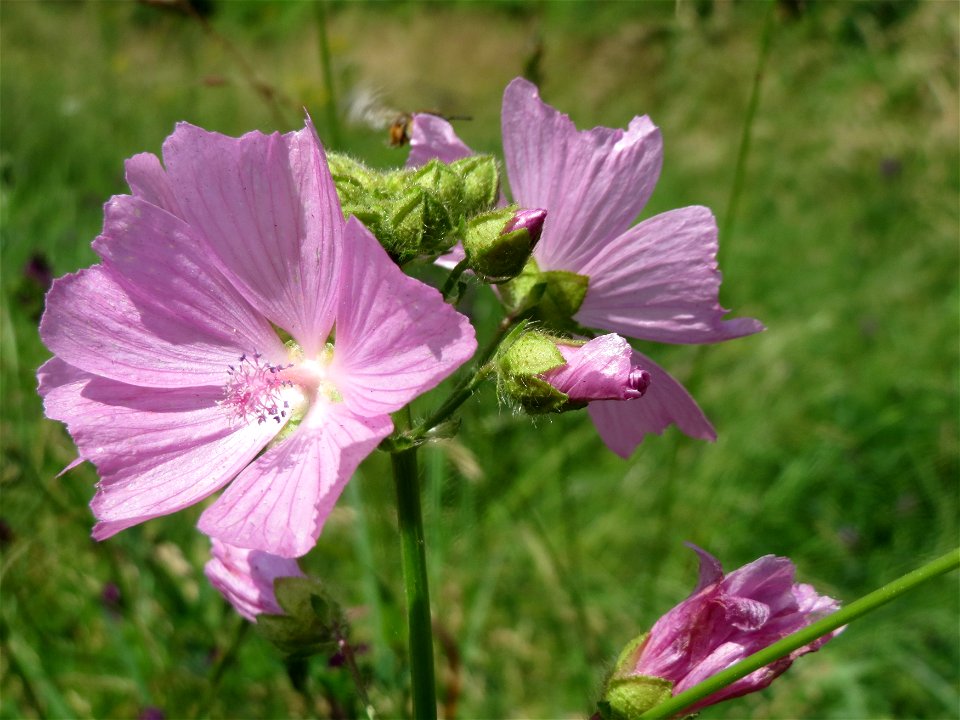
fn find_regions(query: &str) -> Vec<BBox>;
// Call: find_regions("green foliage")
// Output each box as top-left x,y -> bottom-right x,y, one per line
1,1 -> 956,719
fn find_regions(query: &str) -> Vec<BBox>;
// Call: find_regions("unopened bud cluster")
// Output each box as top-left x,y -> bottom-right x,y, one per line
328,153 -> 499,265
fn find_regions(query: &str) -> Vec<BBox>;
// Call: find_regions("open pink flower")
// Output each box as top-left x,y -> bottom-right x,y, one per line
629,545 -> 842,713
409,78 -> 763,456
38,120 -> 476,558
205,538 -> 302,622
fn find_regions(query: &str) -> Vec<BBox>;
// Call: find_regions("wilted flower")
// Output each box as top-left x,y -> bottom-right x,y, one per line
205,538 -> 302,622
410,78 -> 764,456
38,119 -> 476,557
602,545 -> 842,718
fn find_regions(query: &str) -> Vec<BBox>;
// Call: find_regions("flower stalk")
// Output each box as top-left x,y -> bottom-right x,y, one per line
391,407 -> 438,720
639,547 -> 960,719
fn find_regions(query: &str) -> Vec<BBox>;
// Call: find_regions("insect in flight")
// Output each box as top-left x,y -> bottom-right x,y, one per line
345,86 -> 471,148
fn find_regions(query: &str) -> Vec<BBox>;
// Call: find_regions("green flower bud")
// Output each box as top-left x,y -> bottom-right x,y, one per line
463,207 -> 546,283
451,155 -> 500,214
495,330 -> 572,414
256,576 -> 342,658
411,159 -> 466,217
598,676 -> 674,720
327,152 -> 379,202
499,258 -> 590,330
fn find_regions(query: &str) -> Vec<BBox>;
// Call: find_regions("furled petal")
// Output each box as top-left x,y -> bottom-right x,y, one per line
330,217 -> 477,418
205,539 -> 302,622
722,555 -> 798,614
198,401 -> 393,558
586,349 -> 715,457
674,640 -> 789,709
40,264 -> 282,388
406,114 -> 474,168
544,334 -> 649,401
161,119 -> 342,355
502,77 -> 663,273
38,358 -> 280,539
724,595 -> 772,632
124,152 -> 182,217
687,543 -> 725,593
576,206 -> 765,344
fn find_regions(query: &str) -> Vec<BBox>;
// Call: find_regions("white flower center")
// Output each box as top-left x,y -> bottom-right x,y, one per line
219,345 -> 339,426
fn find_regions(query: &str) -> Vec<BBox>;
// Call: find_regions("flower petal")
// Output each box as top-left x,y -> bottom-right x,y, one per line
198,402 -> 393,558
40,263 -> 281,388
722,555 -> 798,613
330,217 -> 477,418
205,539 -> 302,622
124,152 -> 182,216
406,114 -> 474,168
587,349 -> 715,457
576,206 -> 765,344
162,119 -> 342,355
95,193 -> 285,358
502,77 -> 663,272
546,334 -> 645,401
686,542 -> 725,593
38,358 -> 280,539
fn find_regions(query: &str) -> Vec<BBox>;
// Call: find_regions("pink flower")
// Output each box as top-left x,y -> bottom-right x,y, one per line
205,538 -> 302,622
629,545 -> 842,713
543,335 -> 650,403
409,79 -> 764,456
38,119 -> 476,557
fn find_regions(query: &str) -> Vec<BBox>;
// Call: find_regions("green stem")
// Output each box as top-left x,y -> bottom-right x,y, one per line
314,0 -> 341,148
391,407 -> 438,720
404,315 -> 520,444
640,547 -> 960,719
440,258 -> 470,302
719,0 -> 775,255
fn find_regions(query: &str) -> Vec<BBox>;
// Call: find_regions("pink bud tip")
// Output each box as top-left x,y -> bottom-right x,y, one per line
627,368 -> 651,398
503,208 -> 547,247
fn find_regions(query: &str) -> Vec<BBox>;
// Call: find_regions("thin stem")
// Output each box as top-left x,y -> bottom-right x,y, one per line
314,0 -> 341,148
176,0 -> 294,129
198,619 -> 250,717
392,407 -> 438,720
409,316 -> 519,438
336,629 -> 376,720
719,0 -> 775,256
640,547 -> 960,719
440,258 -> 470,302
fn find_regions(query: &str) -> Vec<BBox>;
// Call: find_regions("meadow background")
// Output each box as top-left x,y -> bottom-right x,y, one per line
1,1 -> 957,718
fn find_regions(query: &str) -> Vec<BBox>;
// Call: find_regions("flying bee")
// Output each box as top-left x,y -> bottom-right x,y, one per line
345,86 -> 470,148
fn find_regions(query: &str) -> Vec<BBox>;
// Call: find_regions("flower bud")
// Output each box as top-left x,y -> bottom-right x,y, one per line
463,207 -> 546,282
497,331 -> 648,414
498,258 -> 590,328
326,152 -> 379,203
450,155 -> 500,214
205,538 -> 303,623
599,545 -> 843,719
410,159 -> 466,217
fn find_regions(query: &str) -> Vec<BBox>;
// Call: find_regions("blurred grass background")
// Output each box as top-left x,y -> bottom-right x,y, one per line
1,1 -> 957,718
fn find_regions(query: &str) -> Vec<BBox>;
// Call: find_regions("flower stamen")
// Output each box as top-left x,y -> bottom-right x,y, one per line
221,352 -> 296,425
